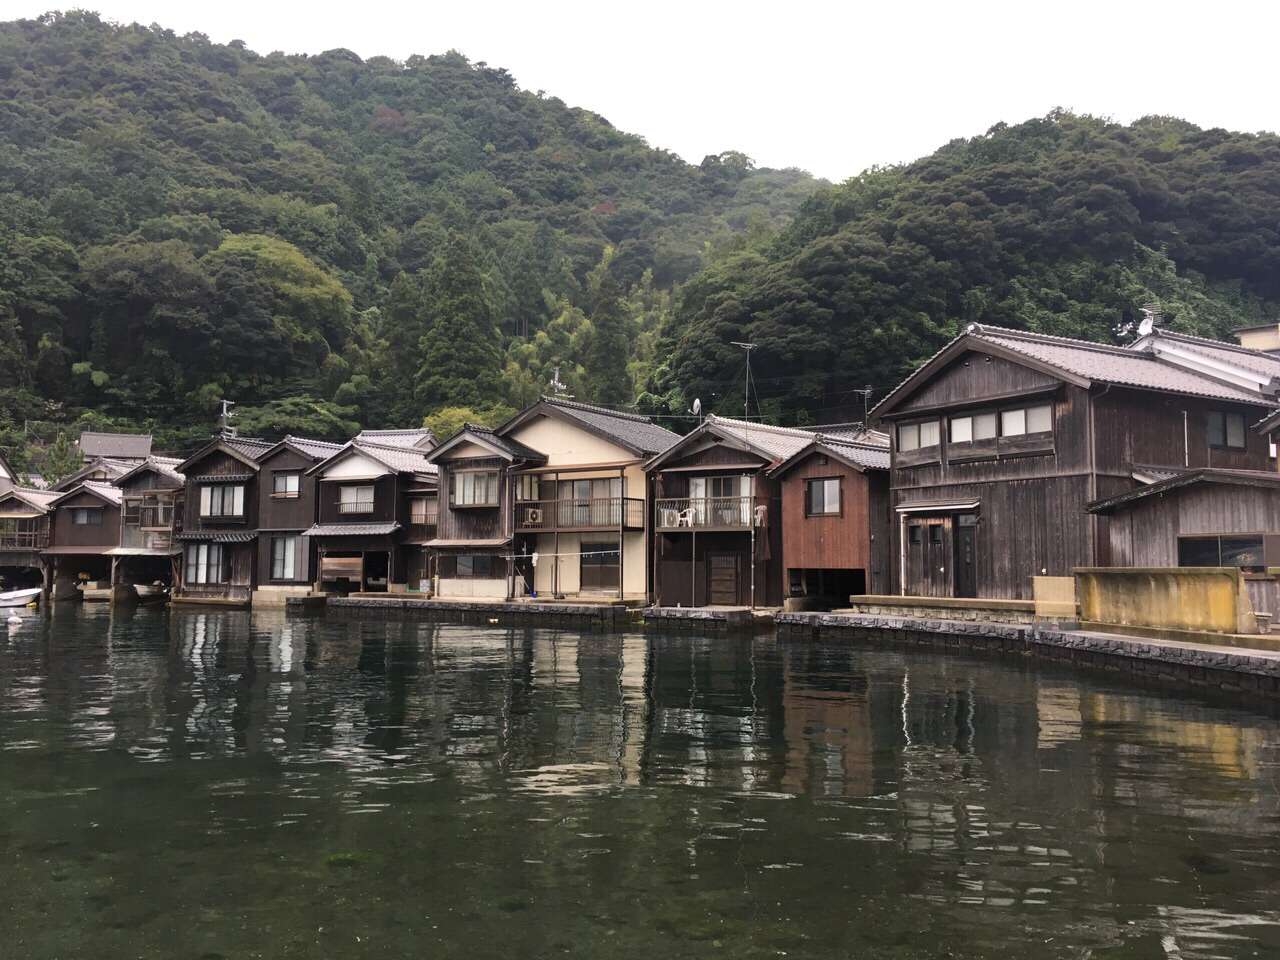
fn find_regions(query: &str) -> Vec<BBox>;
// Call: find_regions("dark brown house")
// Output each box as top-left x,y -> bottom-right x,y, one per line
43,480 -> 122,599
645,416 -> 818,608
0,486 -> 57,590
872,323 -> 1280,600
253,436 -> 344,605
767,427 -> 891,605
173,436 -> 275,606
305,440 -> 438,594
110,457 -> 185,601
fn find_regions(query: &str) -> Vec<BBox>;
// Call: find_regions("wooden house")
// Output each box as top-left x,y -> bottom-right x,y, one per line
76,431 -> 153,463
424,424 -> 546,599
304,439 -> 438,594
0,485 -> 58,591
253,436 -> 344,606
49,456 -> 135,492
767,426 -> 892,605
109,457 -> 185,601
645,416 -> 821,608
43,480 -> 122,600
871,323 -> 1280,600
173,436 -> 275,606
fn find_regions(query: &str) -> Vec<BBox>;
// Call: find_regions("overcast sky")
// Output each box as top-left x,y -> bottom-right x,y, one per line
7,1 -> 1279,181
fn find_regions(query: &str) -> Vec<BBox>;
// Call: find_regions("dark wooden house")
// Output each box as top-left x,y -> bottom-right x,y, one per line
253,436 -> 344,605
0,486 -> 58,592
43,480 -> 122,600
872,323 -> 1280,600
173,436 -> 275,606
304,440 -> 438,594
110,457 -> 185,601
76,431 -> 153,463
767,427 -> 892,605
646,416 -> 820,608
424,424 -> 545,599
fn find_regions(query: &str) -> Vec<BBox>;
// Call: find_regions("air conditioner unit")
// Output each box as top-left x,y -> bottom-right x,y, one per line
524,507 -> 543,524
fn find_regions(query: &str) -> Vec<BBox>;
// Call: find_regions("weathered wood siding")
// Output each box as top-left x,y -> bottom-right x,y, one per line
779,454 -> 872,571
182,450 -> 259,532
50,490 -> 120,550
435,458 -> 511,542
1105,483 -> 1280,567
895,350 -> 1059,412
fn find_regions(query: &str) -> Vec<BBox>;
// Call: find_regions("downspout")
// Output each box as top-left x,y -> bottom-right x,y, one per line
899,511 -> 907,597
1183,409 -> 1190,467
1087,384 -> 1110,566
749,475 -> 756,611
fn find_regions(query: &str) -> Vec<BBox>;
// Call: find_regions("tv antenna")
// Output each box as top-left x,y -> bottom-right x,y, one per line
218,399 -> 238,439
851,385 -> 874,425
548,365 -> 571,399
730,341 -> 756,421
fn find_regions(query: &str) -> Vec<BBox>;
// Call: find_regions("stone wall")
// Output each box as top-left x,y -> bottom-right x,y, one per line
844,601 -> 1037,625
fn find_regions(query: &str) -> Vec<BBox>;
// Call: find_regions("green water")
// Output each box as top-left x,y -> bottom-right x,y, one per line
2,605 -> 1279,959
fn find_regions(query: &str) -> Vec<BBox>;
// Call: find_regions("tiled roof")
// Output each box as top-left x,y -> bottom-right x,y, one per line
973,326 -> 1272,405
529,396 -> 680,455
303,521 -> 401,537
1131,464 -> 1186,485
355,428 -> 437,450
1,486 -> 60,512
175,530 -> 258,543
703,415 -> 817,462
78,431 -> 152,459
430,423 -> 545,463
817,435 -> 891,471
1137,329 -> 1280,379
78,480 -> 123,506
225,436 -> 275,460
353,441 -> 438,475
50,457 -> 136,491
270,435 -> 346,461
115,456 -> 185,488
1088,468 -> 1280,514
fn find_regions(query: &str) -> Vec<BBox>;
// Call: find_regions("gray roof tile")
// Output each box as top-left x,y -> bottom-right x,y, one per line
529,397 -> 680,455
78,431 -> 152,459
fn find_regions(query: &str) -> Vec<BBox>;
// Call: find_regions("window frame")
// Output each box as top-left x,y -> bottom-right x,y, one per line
1177,533 -> 1265,569
449,470 -> 501,507
70,506 -> 103,526
1207,410 -> 1247,450
804,476 -> 842,517
200,483 -> 245,519
338,484 -> 376,514
270,534 -> 300,581
183,542 -> 226,585
272,471 -> 301,499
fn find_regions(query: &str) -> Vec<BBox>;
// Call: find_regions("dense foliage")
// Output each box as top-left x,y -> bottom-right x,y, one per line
642,112 -> 1280,422
0,11 -> 816,455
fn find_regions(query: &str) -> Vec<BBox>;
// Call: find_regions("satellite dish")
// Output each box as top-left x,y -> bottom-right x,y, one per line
1137,306 -> 1157,337
690,398 -> 702,416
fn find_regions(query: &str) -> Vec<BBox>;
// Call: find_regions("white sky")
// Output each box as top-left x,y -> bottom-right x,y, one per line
5,0 -> 1279,181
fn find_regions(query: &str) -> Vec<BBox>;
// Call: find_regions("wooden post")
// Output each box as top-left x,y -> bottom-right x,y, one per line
617,466 -> 625,601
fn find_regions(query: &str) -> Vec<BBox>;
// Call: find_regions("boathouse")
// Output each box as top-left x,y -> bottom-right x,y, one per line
110,457 -> 185,602
43,480 -> 122,600
872,324 -> 1280,600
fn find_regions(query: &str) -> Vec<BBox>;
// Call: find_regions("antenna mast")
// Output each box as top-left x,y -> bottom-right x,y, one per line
218,399 -> 237,439
731,341 -> 756,421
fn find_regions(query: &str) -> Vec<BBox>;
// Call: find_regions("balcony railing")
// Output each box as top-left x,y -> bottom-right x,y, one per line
338,500 -> 375,514
655,497 -> 764,531
120,525 -> 175,552
0,529 -> 48,550
515,497 -> 645,531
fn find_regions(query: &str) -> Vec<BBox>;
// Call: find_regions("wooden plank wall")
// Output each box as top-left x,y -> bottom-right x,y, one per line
779,454 -> 872,571
1105,484 -> 1280,566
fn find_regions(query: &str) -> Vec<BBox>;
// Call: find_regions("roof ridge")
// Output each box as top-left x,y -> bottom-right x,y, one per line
707,414 -> 814,437
541,395 -> 656,424
1149,327 -> 1280,361
971,323 -> 1144,357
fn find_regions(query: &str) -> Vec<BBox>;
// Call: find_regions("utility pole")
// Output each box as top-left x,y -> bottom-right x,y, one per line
218,399 -> 238,439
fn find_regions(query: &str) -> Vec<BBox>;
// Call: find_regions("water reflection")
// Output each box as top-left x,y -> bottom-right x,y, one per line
1,606 -> 1279,958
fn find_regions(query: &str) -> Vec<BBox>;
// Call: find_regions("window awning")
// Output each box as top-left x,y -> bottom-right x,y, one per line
175,530 -> 258,542
894,499 -> 981,513
305,522 -> 400,537
425,538 -> 510,548
41,546 -> 114,555
107,547 -> 179,556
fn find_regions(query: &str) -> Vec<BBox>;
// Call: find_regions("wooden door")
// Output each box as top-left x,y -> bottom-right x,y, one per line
906,518 -> 953,598
954,514 -> 978,598
707,553 -> 739,605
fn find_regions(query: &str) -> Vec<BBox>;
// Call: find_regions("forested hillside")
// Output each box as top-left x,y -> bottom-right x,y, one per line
642,112 -> 1280,423
0,11 -> 816,462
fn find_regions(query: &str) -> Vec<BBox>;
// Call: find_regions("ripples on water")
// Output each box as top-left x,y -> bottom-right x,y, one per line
2,605 -> 1280,959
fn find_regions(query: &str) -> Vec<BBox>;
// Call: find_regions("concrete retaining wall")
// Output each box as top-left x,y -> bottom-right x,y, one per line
777,611 -> 1280,699
1075,566 -> 1257,635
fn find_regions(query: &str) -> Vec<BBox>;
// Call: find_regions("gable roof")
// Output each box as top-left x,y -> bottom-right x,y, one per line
354,428 -> 437,450
257,435 -> 346,464
49,457 -> 139,492
78,431 -> 152,460
1087,467 -> 1280,514
646,415 -> 816,471
113,456 -> 185,489
499,396 -> 680,457
0,485 -> 60,513
308,439 -> 439,478
768,428 -> 892,478
873,323 -> 1280,419
177,436 -> 274,474
425,423 -> 546,465
50,479 -> 123,509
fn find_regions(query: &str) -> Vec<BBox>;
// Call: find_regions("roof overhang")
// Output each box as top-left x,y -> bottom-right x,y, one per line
177,439 -> 262,475
48,484 -> 119,509
767,440 -> 884,478
424,428 -> 527,465
870,333 -> 1086,420
1088,470 -> 1280,514
895,499 -> 981,513
498,400 -> 651,457
644,421 -> 769,472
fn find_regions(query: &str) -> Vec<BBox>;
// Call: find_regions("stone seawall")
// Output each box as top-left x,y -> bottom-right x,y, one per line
777,612 -> 1280,699
325,596 -> 632,629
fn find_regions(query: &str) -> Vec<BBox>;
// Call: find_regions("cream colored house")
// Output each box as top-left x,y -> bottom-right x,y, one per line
425,398 -> 679,602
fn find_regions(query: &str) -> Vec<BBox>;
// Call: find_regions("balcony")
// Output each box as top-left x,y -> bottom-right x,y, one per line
120,525 -> 175,552
655,497 -> 764,532
515,498 -> 644,532
0,529 -> 48,550
338,499 -> 375,515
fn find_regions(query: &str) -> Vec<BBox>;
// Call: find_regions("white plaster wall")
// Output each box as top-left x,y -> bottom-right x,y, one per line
437,577 -> 520,599
530,530 -> 646,598
509,416 -> 631,466
322,452 -> 392,480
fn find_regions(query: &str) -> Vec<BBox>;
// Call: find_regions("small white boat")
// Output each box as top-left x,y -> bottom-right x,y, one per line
0,588 -> 41,608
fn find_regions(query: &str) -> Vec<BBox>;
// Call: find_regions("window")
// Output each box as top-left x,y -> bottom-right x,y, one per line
516,475 -> 540,501
998,403 -> 1052,438
439,554 -> 498,578
271,535 -> 299,580
1178,535 -> 1264,568
273,472 -> 301,498
950,411 -> 999,446
898,420 -> 941,452
928,525 -> 943,544
908,526 -> 921,544
410,496 -> 437,525
183,543 -> 225,585
1207,411 -> 1246,449
200,484 -> 244,518
70,507 -> 101,526
805,477 -> 841,516
339,485 -> 374,514
1026,404 -> 1053,434
450,471 -> 499,506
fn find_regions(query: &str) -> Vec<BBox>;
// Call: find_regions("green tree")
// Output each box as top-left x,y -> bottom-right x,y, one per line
41,431 -> 82,484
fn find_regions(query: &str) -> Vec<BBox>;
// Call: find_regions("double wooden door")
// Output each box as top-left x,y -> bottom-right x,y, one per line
707,552 -> 740,605
906,514 -> 979,598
